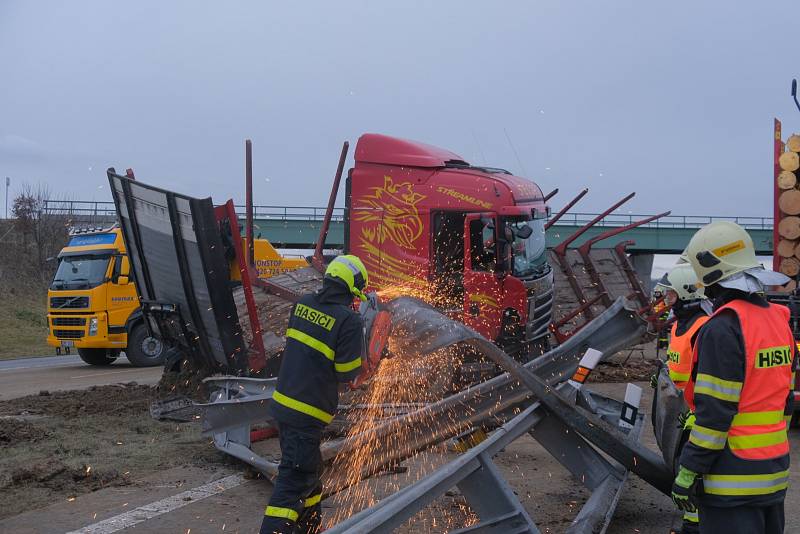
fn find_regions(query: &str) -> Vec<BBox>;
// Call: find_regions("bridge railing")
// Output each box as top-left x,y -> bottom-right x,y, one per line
41,200 -> 773,229
555,212 -> 774,230
236,205 -> 346,221
41,200 -> 346,221
42,199 -> 117,218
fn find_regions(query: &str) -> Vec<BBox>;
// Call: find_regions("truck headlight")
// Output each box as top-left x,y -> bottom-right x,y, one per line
89,318 -> 98,336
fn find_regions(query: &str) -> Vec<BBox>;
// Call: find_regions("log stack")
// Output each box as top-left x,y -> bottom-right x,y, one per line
776,130 -> 800,291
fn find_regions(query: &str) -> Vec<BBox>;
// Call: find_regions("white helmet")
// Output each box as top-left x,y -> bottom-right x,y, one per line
663,264 -> 705,301
686,221 -> 787,291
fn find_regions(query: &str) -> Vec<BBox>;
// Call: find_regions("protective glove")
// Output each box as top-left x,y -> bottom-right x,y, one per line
677,411 -> 696,430
650,360 -> 664,389
671,465 -> 699,513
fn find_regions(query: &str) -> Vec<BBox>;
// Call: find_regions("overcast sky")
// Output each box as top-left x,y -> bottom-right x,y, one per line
1,1 -> 798,217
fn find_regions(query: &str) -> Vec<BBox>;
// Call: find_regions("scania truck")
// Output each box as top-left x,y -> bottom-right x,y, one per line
346,133 -> 554,356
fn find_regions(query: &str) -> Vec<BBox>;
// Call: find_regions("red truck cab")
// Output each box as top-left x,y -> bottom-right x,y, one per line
345,133 -> 554,355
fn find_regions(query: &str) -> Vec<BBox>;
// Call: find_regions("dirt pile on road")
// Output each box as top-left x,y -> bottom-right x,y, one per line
7,459 -> 124,493
155,358 -> 213,401
8,383 -> 152,417
0,383 -> 230,520
594,357 -> 656,382
592,343 -> 659,383
0,418 -> 52,446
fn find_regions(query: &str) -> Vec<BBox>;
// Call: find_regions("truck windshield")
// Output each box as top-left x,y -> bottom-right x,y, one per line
51,255 -> 110,290
504,217 -> 547,278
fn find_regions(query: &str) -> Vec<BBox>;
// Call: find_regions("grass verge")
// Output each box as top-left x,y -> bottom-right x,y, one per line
0,384 -> 231,519
0,289 -> 52,360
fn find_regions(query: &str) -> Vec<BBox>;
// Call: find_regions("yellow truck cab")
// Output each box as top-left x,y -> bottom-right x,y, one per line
47,226 -> 163,366
49,225 -> 308,367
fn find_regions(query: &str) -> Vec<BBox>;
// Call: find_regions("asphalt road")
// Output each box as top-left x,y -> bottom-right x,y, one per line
2,382 -> 799,533
0,355 -> 162,400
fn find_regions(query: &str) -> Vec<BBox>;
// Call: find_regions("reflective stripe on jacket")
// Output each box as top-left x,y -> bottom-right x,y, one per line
667,315 -> 709,392
270,291 -> 364,427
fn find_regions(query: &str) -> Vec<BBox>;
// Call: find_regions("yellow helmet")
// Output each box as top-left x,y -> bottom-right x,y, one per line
686,221 -> 787,290
325,255 -> 369,301
663,264 -> 705,301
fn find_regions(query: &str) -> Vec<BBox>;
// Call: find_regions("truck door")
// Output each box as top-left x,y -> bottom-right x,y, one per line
463,213 -> 503,339
107,255 -> 137,337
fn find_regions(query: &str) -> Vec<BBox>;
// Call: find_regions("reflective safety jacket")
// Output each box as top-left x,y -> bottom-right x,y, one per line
270,291 -> 364,428
666,314 -> 709,393
680,297 -> 795,507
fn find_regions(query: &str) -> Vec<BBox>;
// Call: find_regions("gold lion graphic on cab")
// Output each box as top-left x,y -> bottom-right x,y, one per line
354,175 -> 426,250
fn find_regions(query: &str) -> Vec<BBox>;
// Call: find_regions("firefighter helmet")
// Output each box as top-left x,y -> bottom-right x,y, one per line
686,221 -> 787,290
653,273 -> 670,296
325,255 -> 369,301
663,264 -> 705,301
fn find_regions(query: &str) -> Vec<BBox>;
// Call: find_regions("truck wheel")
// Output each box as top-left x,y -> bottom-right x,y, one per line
125,324 -> 165,367
78,348 -> 118,366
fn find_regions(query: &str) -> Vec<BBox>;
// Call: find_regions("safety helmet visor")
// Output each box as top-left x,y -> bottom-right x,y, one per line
664,289 -> 679,307
717,267 -> 789,292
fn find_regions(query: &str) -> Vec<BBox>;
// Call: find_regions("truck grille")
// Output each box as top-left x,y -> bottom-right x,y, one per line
54,329 -> 83,339
527,289 -> 554,340
50,296 -> 89,309
524,268 -> 554,341
52,317 -> 87,326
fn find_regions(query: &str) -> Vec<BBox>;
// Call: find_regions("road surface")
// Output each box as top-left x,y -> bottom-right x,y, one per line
2,382 -> 799,533
0,355 -> 162,400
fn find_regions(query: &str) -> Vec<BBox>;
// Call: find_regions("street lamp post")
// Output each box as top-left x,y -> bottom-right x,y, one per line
4,177 -> 9,219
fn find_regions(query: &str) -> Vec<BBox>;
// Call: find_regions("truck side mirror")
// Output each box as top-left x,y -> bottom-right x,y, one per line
120,256 -> 130,277
117,275 -> 130,285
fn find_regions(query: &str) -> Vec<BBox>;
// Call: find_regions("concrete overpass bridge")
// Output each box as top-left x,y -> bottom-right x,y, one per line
241,207 -> 773,255
43,201 -> 774,255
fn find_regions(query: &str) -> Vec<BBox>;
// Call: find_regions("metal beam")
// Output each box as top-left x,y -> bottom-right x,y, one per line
467,336 -> 673,495
325,384 -> 648,534
325,402 -> 545,534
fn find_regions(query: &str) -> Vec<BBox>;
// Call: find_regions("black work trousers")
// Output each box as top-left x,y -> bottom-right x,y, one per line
699,503 -> 784,534
260,422 -> 323,534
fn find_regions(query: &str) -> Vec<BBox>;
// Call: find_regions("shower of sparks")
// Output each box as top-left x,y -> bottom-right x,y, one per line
322,301 -> 482,531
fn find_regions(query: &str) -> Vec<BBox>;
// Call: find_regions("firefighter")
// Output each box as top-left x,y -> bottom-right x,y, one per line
653,287 -> 670,350
260,255 -> 368,534
672,221 -> 794,533
662,264 -> 710,392
659,263 -> 710,533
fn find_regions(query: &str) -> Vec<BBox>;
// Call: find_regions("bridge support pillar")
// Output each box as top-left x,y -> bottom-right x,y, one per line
629,253 -> 654,295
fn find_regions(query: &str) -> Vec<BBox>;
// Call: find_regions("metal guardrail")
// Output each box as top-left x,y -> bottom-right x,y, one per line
41,200 -> 773,229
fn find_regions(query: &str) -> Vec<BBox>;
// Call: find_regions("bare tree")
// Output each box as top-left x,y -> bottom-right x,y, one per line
5,182 -> 70,287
